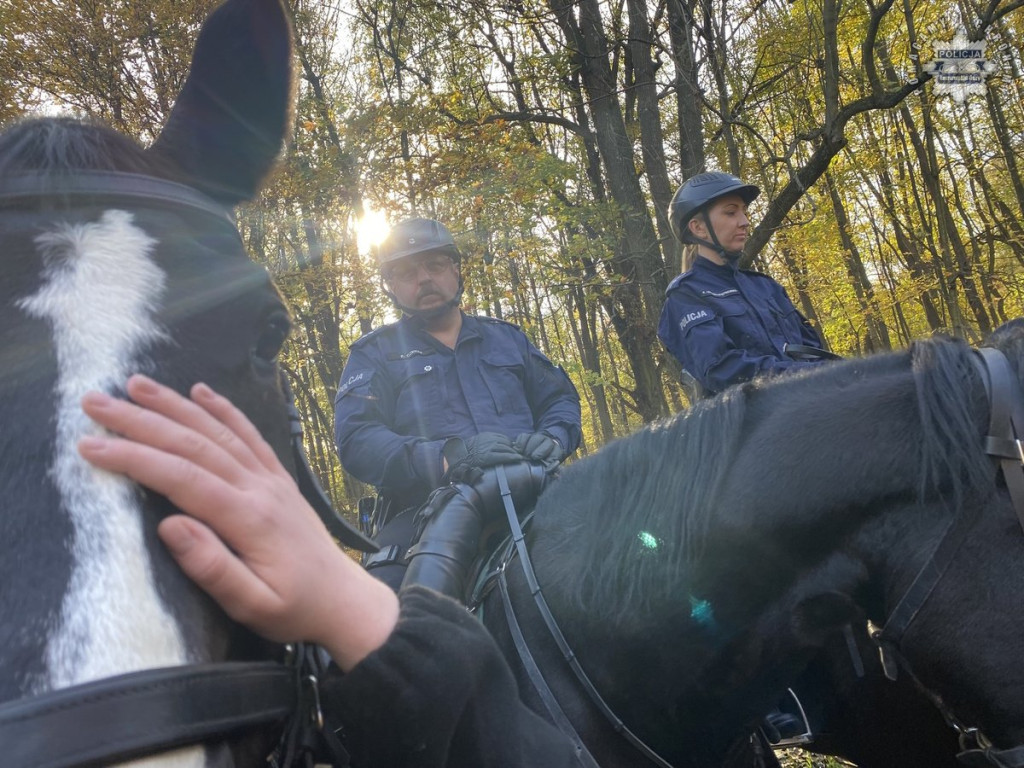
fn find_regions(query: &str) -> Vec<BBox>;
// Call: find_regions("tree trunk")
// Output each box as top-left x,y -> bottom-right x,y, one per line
825,172 -> 891,351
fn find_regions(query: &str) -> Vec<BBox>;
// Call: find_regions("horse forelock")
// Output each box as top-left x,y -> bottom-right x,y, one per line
0,117 -> 174,179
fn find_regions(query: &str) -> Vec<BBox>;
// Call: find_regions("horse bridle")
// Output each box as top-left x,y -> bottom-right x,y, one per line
0,171 -> 377,768
874,346 -> 1024,768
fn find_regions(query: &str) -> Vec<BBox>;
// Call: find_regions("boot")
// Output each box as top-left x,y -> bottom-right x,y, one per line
401,462 -> 547,601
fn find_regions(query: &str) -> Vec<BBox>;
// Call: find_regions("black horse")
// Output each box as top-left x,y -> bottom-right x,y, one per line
0,0 -> 370,765
482,325 -> 1024,767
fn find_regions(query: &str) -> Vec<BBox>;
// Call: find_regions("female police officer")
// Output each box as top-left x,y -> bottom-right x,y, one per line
658,172 -> 831,397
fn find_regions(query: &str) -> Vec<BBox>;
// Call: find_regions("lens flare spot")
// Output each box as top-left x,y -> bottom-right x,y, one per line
637,531 -> 660,550
689,595 -> 714,626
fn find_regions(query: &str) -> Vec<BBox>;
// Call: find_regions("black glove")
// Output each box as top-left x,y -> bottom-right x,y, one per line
443,432 -> 524,484
513,431 -> 564,471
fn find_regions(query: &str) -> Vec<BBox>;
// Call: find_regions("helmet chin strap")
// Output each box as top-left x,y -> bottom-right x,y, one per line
386,276 -> 466,322
691,210 -> 743,262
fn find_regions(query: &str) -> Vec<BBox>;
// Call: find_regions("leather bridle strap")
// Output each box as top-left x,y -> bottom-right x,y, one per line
875,491 -> 981,651
0,662 -> 295,768
0,171 -> 236,227
497,567 -> 602,768
494,464 -> 677,768
960,744 -> 1024,768
281,375 -> 378,552
974,347 -> 1024,532
876,348 -> 1010,650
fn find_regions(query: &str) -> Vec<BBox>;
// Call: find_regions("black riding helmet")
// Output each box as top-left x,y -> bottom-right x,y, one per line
668,172 -> 760,261
377,217 -> 464,320
378,217 -> 461,268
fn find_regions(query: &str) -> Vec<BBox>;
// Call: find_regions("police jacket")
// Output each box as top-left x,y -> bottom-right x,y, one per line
323,587 -> 580,767
658,256 -> 825,396
335,313 -> 581,509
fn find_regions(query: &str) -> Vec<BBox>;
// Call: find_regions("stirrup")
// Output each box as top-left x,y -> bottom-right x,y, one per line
762,688 -> 813,747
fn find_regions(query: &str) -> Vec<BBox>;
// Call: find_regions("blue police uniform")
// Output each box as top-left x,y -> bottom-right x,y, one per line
335,313 -> 581,511
658,256 -> 825,395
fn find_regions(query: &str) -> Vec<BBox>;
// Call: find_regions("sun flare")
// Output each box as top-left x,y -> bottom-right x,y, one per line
356,207 -> 390,255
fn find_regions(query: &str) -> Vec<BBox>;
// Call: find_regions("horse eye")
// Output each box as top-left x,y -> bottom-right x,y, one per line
253,313 -> 291,366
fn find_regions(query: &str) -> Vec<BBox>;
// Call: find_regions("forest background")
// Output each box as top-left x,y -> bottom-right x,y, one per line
3,0 -> 1023,519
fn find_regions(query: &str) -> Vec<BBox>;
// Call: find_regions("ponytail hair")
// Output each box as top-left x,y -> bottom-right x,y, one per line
681,243 -> 699,272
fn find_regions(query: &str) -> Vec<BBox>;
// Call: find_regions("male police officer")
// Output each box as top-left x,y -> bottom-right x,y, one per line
334,218 -> 581,598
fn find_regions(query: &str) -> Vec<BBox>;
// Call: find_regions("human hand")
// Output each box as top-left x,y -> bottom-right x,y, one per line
77,374 -> 398,672
442,431 -> 524,483
513,431 -> 564,471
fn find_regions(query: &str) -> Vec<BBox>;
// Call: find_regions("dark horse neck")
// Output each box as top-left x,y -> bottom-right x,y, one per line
509,335 -> 1017,764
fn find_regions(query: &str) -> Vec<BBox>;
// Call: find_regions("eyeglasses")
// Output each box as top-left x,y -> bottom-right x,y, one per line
384,255 -> 454,284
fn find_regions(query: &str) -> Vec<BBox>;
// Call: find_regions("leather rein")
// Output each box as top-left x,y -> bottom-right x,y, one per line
0,171 -> 377,768
492,464 -> 677,768
873,346 -> 1024,768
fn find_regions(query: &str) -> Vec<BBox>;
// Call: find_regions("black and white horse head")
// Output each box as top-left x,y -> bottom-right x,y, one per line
0,0 -> 305,765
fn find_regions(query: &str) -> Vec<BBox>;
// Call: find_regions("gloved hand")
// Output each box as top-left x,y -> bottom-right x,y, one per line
513,431 -> 564,472
442,432 -> 524,484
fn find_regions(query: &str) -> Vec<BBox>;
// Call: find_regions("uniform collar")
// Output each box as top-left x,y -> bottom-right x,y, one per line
692,254 -> 740,276
692,253 -> 741,278
397,310 -> 482,347
457,313 -> 484,341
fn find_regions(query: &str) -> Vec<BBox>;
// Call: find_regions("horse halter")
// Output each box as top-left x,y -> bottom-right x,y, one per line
0,170 -> 375,767
0,169 -> 238,226
874,346 -> 1024,768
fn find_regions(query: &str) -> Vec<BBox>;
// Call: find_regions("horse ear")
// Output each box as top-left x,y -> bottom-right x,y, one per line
149,0 -> 294,206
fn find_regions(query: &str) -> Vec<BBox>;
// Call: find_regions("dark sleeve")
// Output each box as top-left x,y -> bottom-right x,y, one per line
334,344 -> 446,499
322,587 -> 580,768
780,288 -> 826,349
658,287 -> 808,394
519,335 -> 582,455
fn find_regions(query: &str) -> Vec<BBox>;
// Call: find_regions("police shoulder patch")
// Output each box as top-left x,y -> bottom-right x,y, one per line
678,308 -> 714,332
666,271 -> 696,293
337,369 -> 373,398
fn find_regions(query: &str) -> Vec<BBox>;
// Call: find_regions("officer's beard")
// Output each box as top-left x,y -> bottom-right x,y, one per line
389,278 -> 465,324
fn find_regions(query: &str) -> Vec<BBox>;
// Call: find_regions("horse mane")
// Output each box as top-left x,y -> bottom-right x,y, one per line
0,117 -> 176,178
539,334 -> 998,623
911,334 -> 994,510
536,382 -> 748,618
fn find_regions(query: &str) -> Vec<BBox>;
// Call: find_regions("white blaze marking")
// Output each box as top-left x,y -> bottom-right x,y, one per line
19,210 -> 205,768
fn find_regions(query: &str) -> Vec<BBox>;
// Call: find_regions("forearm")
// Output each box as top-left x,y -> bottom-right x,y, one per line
337,421 -> 445,495
704,351 -> 807,392
324,588 -> 579,768
314,552 -> 400,672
